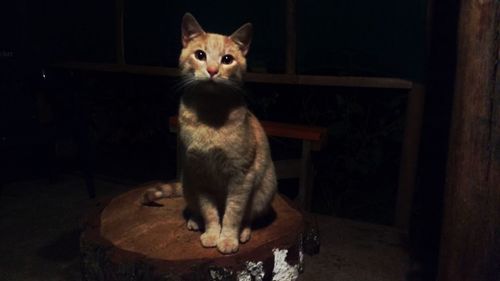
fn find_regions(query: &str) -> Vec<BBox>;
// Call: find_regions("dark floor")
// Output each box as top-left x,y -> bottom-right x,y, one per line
0,174 -> 410,281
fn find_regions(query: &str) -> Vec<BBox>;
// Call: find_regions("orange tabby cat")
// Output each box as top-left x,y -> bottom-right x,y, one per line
143,13 -> 277,254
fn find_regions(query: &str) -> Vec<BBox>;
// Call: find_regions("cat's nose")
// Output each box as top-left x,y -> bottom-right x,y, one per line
207,66 -> 219,77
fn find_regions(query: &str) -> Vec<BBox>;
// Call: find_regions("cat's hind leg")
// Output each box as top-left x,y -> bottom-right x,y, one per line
237,165 -> 276,245
187,217 -> 201,231
239,225 -> 251,243
249,165 -> 277,219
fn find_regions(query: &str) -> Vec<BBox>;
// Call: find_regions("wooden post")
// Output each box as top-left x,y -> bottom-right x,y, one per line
115,0 -> 125,64
437,1 -> 500,280
395,83 -> 425,230
285,0 -> 296,74
297,141 -> 314,210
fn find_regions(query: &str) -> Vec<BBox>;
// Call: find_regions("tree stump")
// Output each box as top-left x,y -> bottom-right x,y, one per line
81,182 -> 305,281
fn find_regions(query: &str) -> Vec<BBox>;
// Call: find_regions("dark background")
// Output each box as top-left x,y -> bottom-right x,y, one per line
2,0 -> 426,78
1,1 -> 458,280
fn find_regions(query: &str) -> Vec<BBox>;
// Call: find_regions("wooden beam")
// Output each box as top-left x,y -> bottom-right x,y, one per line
115,0 -> 125,64
258,120 -> 327,146
285,0 -> 297,74
395,83 -> 425,230
246,72 -> 413,89
51,62 -> 413,89
438,1 -> 500,280
297,141 -> 314,210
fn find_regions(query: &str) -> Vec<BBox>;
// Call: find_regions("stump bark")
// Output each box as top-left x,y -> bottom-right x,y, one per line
80,182 -> 305,281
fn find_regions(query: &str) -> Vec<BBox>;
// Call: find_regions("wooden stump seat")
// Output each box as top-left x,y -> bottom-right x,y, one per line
81,182 -> 305,281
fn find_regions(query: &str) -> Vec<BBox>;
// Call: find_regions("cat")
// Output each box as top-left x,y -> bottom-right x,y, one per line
143,13 -> 277,255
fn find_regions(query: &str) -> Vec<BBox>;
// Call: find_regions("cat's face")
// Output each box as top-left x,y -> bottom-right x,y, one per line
179,13 -> 252,83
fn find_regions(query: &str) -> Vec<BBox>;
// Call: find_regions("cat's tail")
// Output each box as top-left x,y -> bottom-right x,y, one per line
142,181 -> 183,204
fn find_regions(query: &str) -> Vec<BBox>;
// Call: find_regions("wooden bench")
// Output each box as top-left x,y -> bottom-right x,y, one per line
168,116 -> 328,210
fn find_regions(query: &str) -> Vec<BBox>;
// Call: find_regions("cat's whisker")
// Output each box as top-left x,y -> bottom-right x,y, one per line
215,78 -> 243,91
172,76 -> 201,92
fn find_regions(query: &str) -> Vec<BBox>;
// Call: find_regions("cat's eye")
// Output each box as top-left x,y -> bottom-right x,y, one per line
221,55 -> 234,65
195,50 -> 206,61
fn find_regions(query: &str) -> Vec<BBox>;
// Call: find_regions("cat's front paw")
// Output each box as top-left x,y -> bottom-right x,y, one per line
217,236 -> 239,254
200,231 -> 219,248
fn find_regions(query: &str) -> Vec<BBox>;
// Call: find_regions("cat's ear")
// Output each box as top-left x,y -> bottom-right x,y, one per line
230,23 -> 253,56
181,13 -> 205,47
